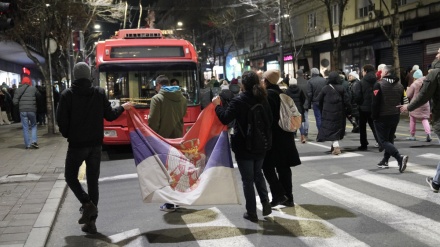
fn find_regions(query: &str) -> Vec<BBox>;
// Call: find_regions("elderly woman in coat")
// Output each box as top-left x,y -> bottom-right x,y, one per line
317,71 -> 352,155
261,69 -> 301,207
406,69 -> 432,142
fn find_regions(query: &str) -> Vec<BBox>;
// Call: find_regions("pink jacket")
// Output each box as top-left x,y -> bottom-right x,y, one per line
407,76 -> 430,119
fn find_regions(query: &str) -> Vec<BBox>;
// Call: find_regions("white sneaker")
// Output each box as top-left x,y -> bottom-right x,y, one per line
406,136 -> 416,141
374,143 -> 379,147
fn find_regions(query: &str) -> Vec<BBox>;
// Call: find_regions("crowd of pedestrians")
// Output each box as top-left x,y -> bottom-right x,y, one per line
209,51 -> 440,220
5,54 -> 440,232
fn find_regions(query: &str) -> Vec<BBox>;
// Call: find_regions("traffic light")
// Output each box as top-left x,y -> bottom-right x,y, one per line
0,2 -> 14,31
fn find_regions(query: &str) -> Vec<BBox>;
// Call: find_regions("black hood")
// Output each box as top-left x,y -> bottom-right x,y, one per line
363,71 -> 377,85
71,78 -> 93,96
381,75 -> 400,84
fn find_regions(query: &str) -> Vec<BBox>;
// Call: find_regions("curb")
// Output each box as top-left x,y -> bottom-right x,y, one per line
23,174 -> 67,247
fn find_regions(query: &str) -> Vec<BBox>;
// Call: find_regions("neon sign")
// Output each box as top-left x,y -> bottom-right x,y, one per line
283,55 -> 293,61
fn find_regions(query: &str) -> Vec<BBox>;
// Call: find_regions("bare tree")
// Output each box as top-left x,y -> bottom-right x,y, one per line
369,0 -> 402,78
320,0 -> 349,70
1,0 -> 124,134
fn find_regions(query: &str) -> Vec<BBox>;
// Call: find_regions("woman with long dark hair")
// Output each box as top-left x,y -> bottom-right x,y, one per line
212,70 -> 273,222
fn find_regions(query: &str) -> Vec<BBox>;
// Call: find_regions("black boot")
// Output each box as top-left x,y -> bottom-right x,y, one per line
78,201 -> 97,224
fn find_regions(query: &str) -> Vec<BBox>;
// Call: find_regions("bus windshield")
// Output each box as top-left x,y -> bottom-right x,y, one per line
98,63 -> 200,108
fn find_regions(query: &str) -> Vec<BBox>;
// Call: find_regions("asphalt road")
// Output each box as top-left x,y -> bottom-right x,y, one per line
46,116 -> 440,247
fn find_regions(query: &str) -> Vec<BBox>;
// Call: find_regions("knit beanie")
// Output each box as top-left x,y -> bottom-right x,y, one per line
263,69 -> 280,85
413,69 -> 423,79
311,68 -> 320,75
349,71 -> 359,80
73,62 -> 91,80
412,65 -> 419,71
289,78 -> 297,85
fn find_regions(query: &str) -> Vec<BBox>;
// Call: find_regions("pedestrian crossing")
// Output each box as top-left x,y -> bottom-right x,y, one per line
250,153 -> 438,246
87,150 -> 440,246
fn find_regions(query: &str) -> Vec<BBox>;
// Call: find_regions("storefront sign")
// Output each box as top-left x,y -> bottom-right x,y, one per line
283,55 -> 293,61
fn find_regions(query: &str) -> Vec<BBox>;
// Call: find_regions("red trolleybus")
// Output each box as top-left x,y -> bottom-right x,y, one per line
95,29 -> 202,145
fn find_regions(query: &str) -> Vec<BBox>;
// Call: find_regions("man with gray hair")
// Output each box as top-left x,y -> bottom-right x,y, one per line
307,68 -> 326,131
372,65 -> 408,172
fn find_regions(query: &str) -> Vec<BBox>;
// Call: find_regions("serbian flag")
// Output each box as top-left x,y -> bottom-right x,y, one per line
126,104 -> 240,206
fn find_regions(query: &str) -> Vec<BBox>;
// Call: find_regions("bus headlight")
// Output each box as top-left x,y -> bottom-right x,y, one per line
104,130 -> 117,137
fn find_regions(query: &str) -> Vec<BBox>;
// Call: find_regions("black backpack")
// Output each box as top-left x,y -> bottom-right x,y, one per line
237,102 -> 272,153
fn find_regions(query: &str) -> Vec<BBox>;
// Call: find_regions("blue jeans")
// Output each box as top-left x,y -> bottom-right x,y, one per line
312,102 -> 322,131
20,112 -> 37,148
373,115 -> 401,162
65,145 -> 102,207
300,110 -> 309,136
236,157 -> 269,215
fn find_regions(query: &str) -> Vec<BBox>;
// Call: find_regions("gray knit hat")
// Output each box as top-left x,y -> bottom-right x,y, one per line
73,62 -> 91,80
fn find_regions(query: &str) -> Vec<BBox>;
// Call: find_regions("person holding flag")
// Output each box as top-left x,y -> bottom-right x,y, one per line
212,70 -> 273,222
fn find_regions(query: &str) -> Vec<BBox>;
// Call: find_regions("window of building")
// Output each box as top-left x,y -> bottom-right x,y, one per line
357,0 -> 374,18
331,4 -> 339,25
397,0 -> 416,6
308,12 -> 316,30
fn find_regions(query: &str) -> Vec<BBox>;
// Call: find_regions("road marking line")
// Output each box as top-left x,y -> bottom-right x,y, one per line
387,161 -> 436,177
108,228 -> 143,246
185,207 -> 254,247
418,153 -> 440,160
301,152 -> 363,161
256,196 -> 369,247
98,173 -> 138,182
302,179 -> 440,246
345,169 -> 440,205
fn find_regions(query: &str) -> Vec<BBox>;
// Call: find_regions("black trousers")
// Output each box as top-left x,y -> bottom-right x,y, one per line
374,115 -> 401,162
359,110 -> 378,147
64,145 -> 101,207
263,165 -> 293,201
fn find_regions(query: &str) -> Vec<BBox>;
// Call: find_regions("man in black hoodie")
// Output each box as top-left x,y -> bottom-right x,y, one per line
354,64 -> 379,151
56,62 -> 132,234
372,65 -> 408,172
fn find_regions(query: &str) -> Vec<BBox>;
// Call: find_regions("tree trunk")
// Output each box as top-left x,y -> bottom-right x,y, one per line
45,80 -> 56,134
392,40 -> 400,79
223,55 -> 228,81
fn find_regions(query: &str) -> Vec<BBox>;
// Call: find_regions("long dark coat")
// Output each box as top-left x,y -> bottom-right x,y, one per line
264,84 -> 301,168
317,81 -> 352,142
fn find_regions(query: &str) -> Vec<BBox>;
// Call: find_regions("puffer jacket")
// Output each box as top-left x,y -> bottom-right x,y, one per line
12,84 -> 40,112
408,59 -> 440,135
371,75 -> 404,120
406,76 -> 430,119
354,71 -> 377,112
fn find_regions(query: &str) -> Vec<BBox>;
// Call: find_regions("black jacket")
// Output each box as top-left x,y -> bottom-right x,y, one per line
285,85 -> 306,120
56,78 -> 124,148
371,75 -> 404,120
354,71 -> 376,112
215,90 -> 272,160
265,84 -> 301,168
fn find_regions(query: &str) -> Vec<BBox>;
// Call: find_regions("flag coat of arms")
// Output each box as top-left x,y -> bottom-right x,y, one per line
127,104 -> 240,206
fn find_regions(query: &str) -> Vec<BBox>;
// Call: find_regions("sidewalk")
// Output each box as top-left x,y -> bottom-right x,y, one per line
0,122 -> 68,247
